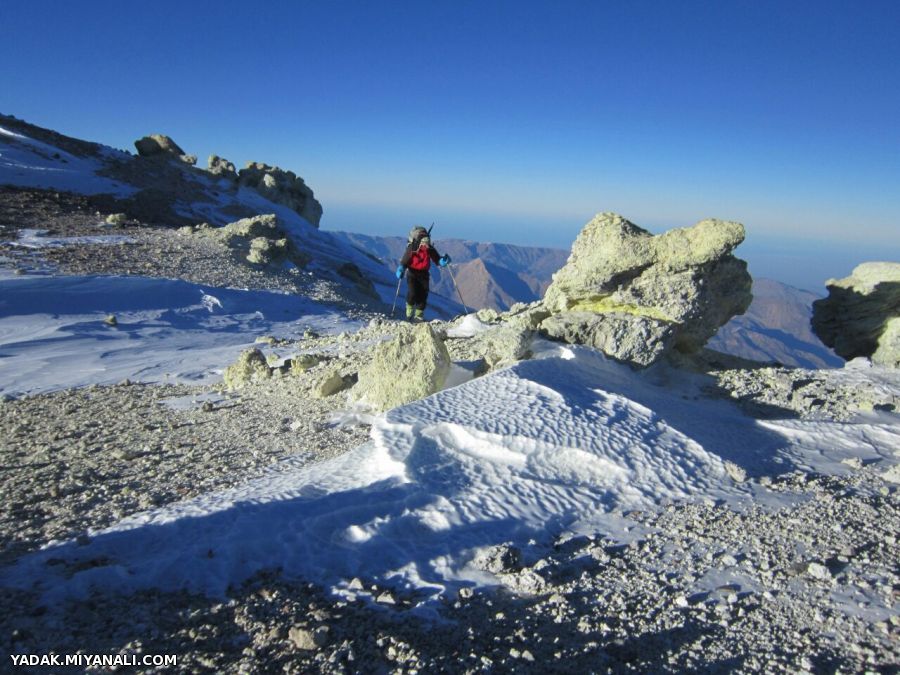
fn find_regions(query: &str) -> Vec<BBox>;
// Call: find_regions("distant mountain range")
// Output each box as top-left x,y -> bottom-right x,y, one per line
331,232 -> 570,312
334,230 -> 841,369
709,278 -> 842,368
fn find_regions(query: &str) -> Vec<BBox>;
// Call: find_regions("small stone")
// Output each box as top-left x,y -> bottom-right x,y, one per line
288,626 -> 318,651
804,561 -> 832,581
104,314 -> 118,326
376,591 -> 396,605
724,461 -> 747,483
314,370 -> 349,398
841,457 -> 864,470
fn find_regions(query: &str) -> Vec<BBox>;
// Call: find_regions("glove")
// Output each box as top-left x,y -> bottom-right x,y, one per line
395,265 -> 405,279
439,255 -> 450,267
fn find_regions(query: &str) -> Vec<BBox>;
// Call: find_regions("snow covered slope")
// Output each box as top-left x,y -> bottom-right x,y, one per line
6,335 -> 899,606
0,116 -> 463,320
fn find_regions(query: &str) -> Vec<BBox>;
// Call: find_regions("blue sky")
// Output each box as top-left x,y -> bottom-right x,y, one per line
2,0 -> 898,291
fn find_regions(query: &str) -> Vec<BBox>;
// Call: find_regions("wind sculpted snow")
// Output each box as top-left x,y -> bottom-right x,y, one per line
0,274 -> 360,396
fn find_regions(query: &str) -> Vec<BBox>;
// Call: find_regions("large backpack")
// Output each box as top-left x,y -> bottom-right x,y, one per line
408,226 -> 428,246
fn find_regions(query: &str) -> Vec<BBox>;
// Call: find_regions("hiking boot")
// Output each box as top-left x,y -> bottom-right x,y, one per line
405,303 -> 415,321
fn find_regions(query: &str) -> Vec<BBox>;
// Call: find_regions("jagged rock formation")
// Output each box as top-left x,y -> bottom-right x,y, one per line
181,214 -> 311,270
134,134 -> 195,165
540,213 -> 752,367
207,155 -> 237,179
812,262 -> 900,368
237,163 -> 323,227
354,324 -> 451,411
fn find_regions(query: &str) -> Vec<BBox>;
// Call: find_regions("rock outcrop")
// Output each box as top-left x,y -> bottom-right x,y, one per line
134,134 -> 195,165
223,348 -> 271,389
207,155 -> 238,180
238,163 -> 323,227
354,324 -> 452,411
187,214 -> 311,269
812,262 -> 900,368
540,213 -> 752,367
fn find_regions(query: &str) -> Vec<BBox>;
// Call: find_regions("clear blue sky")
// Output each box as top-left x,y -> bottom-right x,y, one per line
2,0 -> 898,291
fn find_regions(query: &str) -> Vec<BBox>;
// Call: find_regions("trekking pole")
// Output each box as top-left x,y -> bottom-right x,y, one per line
445,263 -> 470,315
390,275 -> 402,318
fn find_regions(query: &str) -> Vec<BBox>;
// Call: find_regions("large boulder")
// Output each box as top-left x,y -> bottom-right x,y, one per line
134,134 -> 190,162
354,324 -> 452,411
223,348 -> 271,389
209,214 -> 310,268
811,262 -> 900,368
207,154 -> 238,180
540,213 -> 752,367
238,162 -> 323,227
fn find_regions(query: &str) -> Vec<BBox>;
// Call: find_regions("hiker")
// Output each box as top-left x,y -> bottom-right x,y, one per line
396,225 -> 451,321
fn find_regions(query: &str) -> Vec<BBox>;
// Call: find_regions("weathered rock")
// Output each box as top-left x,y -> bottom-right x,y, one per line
223,348 -> 271,389
288,626 -> 326,651
290,354 -> 320,374
207,155 -> 237,180
217,214 -> 280,243
540,213 -> 752,367
238,162 -> 323,227
354,324 -> 451,411
481,326 -> 533,369
474,544 -> 522,574
134,134 -> 186,158
542,312 -> 674,367
503,302 -> 551,331
812,262 -> 900,368
247,237 -> 289,265
212,215 -> 309,269
313,370 -> 354,399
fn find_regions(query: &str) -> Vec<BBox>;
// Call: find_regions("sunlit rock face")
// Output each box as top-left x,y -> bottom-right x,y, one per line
237,162 -> 323,227
354,323 -> 452,411
541,213 -> 752,367
812,262 -> 900,368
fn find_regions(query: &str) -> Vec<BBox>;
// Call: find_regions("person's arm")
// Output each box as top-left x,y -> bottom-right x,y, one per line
431,247 -> 451,267
400,245 -> 413,267
429,246 -> 441,263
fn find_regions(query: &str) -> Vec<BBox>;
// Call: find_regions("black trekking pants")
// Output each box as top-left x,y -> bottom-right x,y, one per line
406,270 -> 430,310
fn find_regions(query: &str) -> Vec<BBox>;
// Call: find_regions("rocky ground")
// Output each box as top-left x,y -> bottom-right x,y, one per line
1,190 -> 898,673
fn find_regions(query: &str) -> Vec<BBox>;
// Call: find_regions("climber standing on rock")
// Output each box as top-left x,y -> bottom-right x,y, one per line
396,225 -> 450,322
